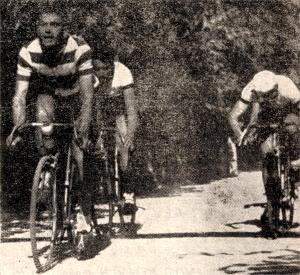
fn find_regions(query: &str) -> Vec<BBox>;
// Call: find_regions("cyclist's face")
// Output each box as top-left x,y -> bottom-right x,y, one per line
256,88 -> 279,104
37,13 -> 63,48
93,59 -> 114,80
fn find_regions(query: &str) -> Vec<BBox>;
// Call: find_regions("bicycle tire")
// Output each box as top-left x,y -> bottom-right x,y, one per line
30,156 -> 58,273
280,187 -> 294,229
278,159 -> 295,230
106,171 -> 123,233
264,174 -> 281,237
107,173 -> 114,231
66,162 -> 79,247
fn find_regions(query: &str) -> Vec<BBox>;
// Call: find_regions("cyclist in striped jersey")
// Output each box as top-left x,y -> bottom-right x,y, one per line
6,4 -> 95,257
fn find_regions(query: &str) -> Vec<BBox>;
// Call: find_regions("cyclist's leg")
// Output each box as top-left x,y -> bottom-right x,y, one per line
36,94 -> 66,234
260,135 -> 280,234
116,120 -> 132,192
116,116 -> 137,213
284,113 -> 300,168
60,93 -> 94,233
35,94 -> 55,155
72,142 -> 93,230
261,135 -> 277,179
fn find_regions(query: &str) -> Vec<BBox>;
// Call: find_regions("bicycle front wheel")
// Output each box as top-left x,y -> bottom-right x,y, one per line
30,156 -> 58,273
279,164 -> 295,230
66,162 -> 79,247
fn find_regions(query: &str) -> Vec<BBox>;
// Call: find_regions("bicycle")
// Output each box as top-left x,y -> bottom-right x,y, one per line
8,121 -> 82,272
89,127 -> 137,236
241,123 -> 298,237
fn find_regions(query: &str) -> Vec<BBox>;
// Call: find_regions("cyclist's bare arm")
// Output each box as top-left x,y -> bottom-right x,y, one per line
78,74 -> 94,137
12,80 -> 29,127
249,102 -> 260,126
228,100 -> 249,143
123,86 -> 138,148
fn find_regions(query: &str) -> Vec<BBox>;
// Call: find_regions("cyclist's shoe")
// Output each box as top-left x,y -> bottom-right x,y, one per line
228,171 -> 238,177
291,158 -> 300,170
121,192 -> 138,215
260,211 -> 278,239
75,230 -> 92,260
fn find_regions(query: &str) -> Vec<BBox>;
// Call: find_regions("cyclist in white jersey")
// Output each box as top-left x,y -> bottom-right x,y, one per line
92,50 -> 139,215
229,70 -> 300,231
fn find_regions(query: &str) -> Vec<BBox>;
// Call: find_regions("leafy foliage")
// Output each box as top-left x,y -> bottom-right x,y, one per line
1,0 -> 300,179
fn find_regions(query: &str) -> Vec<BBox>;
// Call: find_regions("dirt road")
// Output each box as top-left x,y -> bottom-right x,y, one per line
1,171 -> 299,274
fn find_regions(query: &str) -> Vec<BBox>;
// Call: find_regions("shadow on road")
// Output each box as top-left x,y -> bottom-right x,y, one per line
114,231 -> 300,239
3,230 -> 300,243
1,208 -> 30,239
1,219 -> 30,239
219,249 -> 300,274
226,219 -> 300,231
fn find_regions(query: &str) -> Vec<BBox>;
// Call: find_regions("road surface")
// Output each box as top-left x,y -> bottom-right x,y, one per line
1,171 -> 299,274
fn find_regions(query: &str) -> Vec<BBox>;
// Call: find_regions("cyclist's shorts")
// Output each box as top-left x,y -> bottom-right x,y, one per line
30,73 -> 78,96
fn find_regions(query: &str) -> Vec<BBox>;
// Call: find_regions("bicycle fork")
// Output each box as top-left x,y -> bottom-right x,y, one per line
63,146 -> 73,230
115,146 -> 125,225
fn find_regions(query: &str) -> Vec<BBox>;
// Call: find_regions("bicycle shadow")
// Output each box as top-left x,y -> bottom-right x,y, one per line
124,230 -> 300,239
225,218 -> 300,240
225,202 -> 300,232
51,232 -> 112,265
93,207 -> 143,238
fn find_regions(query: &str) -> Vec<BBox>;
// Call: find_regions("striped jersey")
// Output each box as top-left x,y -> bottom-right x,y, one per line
17,34 -> 93,94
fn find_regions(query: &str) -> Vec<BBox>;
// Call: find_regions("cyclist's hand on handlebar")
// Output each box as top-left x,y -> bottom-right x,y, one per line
243,128 -> 256,146
76,136 -> 91,151
6,134 -> 22,150
238,125 -> 258,147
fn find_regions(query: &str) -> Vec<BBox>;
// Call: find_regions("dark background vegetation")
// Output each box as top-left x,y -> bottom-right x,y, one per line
1,0 -> 300,202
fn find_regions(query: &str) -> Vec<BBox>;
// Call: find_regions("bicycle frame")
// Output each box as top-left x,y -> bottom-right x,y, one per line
63,145 -> 75,230
93,127 -> 136,230
271,128 -> 293,203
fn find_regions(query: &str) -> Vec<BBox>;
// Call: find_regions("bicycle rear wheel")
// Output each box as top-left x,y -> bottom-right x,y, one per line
30,156 -> 58,273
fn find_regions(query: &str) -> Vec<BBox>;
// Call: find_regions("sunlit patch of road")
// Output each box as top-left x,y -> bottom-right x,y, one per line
1,171 -> 299,274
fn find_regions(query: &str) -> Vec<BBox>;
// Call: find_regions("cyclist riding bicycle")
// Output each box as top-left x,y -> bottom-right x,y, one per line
229,70 -> 300,232
90,46 -> 138,215
6,4 -> 96,255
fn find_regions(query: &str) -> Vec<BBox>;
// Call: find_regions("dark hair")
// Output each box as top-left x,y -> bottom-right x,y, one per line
92,45 -> 115,64
83,27 -> 115,64
37,2 -> 66,22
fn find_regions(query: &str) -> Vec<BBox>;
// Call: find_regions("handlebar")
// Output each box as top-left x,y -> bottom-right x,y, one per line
98,127 -> 126,144
239,123 -> 281,147
12,122 -> 73,133
10,121 -> 74,138
7,122 -> 76,149
248,123 -> 281,130
8,122 -> 127,151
